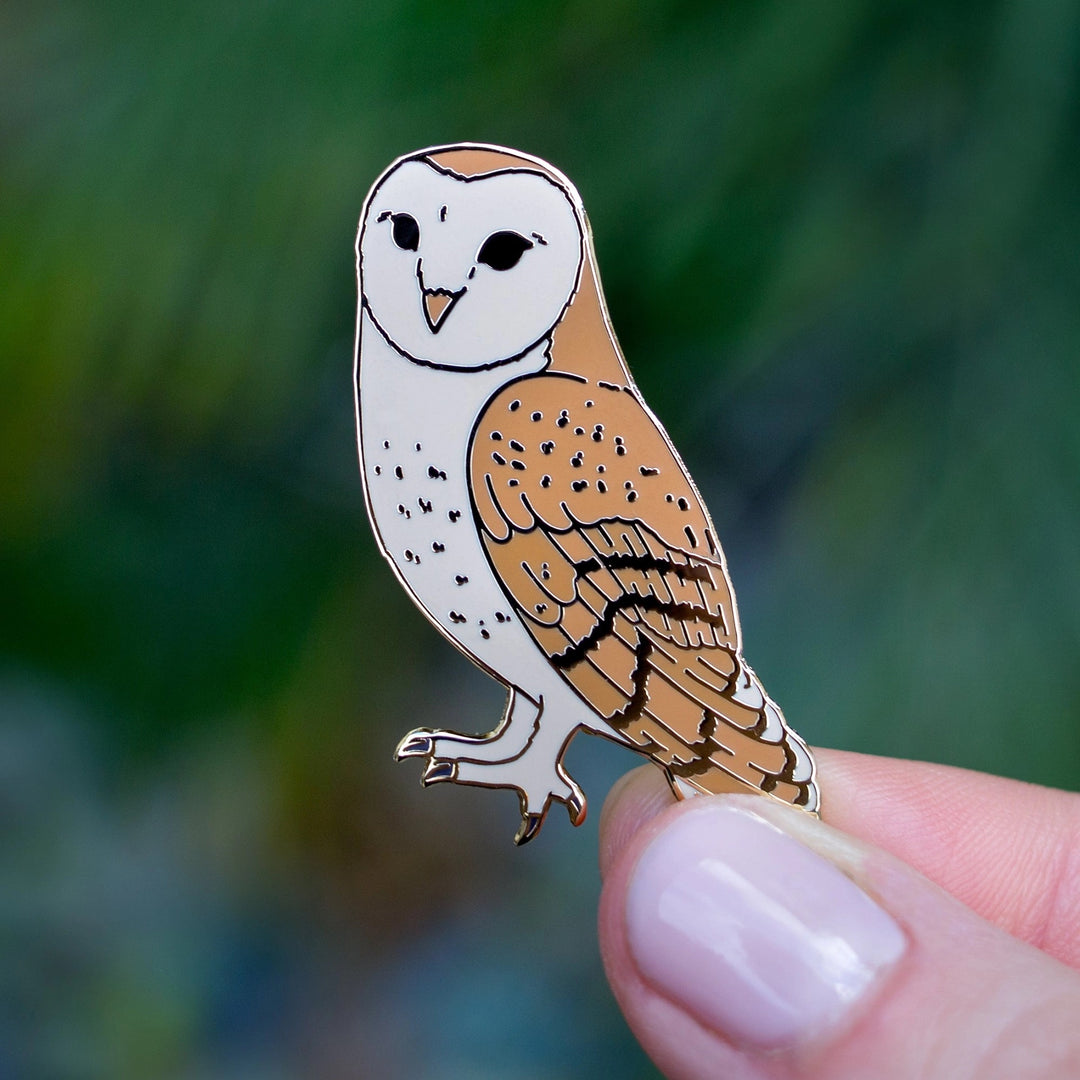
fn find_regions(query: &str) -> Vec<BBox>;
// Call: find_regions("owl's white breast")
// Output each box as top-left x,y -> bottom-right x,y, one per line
357,311 -> 552,689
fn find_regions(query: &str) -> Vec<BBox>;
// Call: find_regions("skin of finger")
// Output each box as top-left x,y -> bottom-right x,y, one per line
600,753 -> 1080,969
598,789 -> 1080,1080
816,749 -> 1080,968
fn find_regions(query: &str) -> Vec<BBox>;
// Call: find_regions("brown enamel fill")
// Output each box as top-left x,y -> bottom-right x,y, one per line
424,292 -> 453,327
426,148 -> 543,178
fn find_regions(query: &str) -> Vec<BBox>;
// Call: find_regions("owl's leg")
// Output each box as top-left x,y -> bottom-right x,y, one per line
397,686 -> 586,843
395,686 -> 543,766
454,702 -> 586,844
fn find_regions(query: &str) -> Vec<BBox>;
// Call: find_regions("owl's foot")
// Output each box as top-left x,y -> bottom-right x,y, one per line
395,689 -> 588,842
451,754 -> 587,828
513,783 -> 587,846
409,749 -> 586,842
421,758 -> 455,785
395,729 -> 435,760
515,811 -> 545,846
394,687 -> 543,767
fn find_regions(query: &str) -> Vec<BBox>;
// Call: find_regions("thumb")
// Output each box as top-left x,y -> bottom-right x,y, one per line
599,772 -> 1080,1080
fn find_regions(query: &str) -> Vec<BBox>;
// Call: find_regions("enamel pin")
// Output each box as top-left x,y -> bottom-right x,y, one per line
355,144 -> 818,844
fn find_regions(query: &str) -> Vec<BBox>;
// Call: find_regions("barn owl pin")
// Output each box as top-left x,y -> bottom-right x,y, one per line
355,143 -> 818,844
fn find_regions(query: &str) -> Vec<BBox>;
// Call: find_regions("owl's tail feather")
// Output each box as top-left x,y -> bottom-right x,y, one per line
595,628 -> 820,813
668,726 -> 820,815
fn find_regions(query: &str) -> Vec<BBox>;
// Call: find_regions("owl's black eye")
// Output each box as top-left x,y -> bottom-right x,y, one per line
477,231 -> 533,271
390,213 -> 420,251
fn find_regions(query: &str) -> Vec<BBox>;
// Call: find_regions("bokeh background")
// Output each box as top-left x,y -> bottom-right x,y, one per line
3,1 -> 1079,1076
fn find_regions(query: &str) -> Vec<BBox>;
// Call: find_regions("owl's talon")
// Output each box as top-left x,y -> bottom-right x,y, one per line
422,759 -> 456,785
565,788 -> 587,827
395,731 -> 434,760
514,811 -> 546,846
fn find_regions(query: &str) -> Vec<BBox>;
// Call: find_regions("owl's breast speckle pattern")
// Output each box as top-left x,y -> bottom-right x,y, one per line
357,325 -> 554,688
365,435 -> 513,638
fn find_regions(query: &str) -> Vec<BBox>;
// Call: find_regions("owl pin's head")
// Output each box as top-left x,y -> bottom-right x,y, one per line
358,145 -> 586,370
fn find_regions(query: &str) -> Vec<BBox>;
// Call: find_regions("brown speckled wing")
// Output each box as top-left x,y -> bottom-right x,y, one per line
470,371 -> 815,807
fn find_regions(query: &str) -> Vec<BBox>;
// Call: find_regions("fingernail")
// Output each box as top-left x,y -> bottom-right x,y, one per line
625,802 -> 906,1050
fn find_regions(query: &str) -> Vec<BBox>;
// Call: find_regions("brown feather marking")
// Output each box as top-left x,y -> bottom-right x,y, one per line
558,589 -> 602,644
638,660 -> 788,778
485,542 -> 561,626
574,576 -> 610,619
694,653 -> 738,693
547,528 -> 595,565
645,633 -> 776,739
527,620 -> 579,656
765,780 -> 802,804
571,658 -> 632,718
578,632 -> 640,700
514,529 -> 579,606
674,769 -> 761,797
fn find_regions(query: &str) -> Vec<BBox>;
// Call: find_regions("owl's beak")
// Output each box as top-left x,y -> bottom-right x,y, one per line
421,286 -> 465,333
416,260 -> 466,333
423,290 -> 455,331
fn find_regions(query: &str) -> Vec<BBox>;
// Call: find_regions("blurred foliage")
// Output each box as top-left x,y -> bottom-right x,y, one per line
1,0 -> 1078,1076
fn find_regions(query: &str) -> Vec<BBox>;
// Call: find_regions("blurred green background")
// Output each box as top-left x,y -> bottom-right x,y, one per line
2,1 -> 1078,1076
